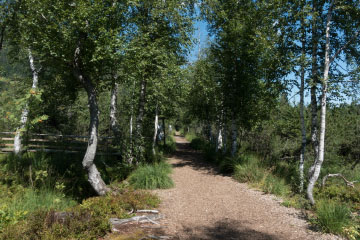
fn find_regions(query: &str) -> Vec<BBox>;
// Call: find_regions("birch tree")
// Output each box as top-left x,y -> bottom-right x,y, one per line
307,0 -> 360,204
13,49 -> 40,154
12,0 -> 130,195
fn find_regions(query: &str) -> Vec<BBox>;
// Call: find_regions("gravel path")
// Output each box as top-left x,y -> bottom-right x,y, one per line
153,136 -> 342,240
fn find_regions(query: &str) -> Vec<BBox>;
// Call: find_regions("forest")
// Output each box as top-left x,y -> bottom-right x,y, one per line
0,0 -> 360,239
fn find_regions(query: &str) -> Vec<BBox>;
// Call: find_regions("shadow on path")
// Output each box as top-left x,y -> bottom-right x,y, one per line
169,140 -> 222,175
178,219 -> 279,240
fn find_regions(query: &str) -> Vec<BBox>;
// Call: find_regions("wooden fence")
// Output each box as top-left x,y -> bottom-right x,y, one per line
0,132 -> 121,155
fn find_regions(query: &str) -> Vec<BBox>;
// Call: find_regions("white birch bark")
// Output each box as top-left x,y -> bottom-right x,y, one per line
308,0 -> 319,178
14,49 -> 39,155
110,81 -> 120,137
73,45 -> 109,196
152,104 -> 159,155
307,0 -> 334,205
299,17 -> 307,193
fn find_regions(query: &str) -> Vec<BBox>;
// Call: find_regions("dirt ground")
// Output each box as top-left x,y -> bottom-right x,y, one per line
151,136 -> 343,240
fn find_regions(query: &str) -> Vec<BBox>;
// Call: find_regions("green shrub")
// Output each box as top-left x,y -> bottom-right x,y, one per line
185,132 -> 197,142
233,156 -> 266,183
261,174 -> 290,196
158,136 -> 176,154
315,200 -> 351,234
189,137 -> 206,150
128,162 -> 174,189
0,189 -> 160,239
0,187 -> 76,231
217,156 -> 242,174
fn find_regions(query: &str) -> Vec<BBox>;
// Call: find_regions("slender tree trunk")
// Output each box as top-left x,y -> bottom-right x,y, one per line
136,78 -> 146,134
216,128 -> 223,152
73,46 -> 109,196
162,117 -> 166,146
308,0 -> 320,178
0,25 -> 5,51
14,49 -> 39,155
307,0 -> 334,205
231,118 -> 237,157
299,17 -> 307,193
134,77 -> 147,163
130,115 -> 133,141
216,110 -> 224,152
110,80 -> 120,138
152,104 -> 159,155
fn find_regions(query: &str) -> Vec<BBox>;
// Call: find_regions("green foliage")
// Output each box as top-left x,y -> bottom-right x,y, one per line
0,189 -> 160,239
129,162 -> 174,190
157,135 -> 176,155
315,200 -> 352,235
189,137 -> 207,150
261,175 -> 290,197
233,155 -> 266,183
0,186 -> 76,232
0,151 -> 133,200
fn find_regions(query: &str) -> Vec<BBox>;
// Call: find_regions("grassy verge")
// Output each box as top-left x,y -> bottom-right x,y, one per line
0,187 -> 159,239
188,137 -> 360,239
0,152 -> 163,239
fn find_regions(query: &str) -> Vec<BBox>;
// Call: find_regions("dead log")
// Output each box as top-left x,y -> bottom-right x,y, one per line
109,214 -> 163,232
322,173 -> 358,188
137,210 -> 159,214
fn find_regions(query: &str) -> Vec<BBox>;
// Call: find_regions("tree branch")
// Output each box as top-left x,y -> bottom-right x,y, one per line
330,29 -> 360,64
322,173 -> 358,188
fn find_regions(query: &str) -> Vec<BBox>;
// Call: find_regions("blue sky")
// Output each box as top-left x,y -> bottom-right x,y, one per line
188,20 -> 209,63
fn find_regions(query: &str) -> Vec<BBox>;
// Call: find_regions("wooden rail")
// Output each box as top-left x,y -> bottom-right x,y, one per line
0,132 -> 121,156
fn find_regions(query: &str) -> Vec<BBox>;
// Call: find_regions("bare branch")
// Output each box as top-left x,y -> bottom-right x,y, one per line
322,173 -> 358,188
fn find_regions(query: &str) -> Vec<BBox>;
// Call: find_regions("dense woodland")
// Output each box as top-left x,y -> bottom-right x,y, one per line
0,0 -> 360,239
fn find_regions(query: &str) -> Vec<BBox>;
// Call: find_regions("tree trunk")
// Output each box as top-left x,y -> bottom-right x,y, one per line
110,80 -> 120,138
134,77 -> 147,163
307,0 -> 334,205
162,117 -> 166,146
231,118 -> 237,157
152,104 -> 159,155
73,46 -> 109,196
136,78 -> 146,135
308,0 -> 320,179
216,111 -> 224,152
299,17 -> 307,193
14,49 -> 39,155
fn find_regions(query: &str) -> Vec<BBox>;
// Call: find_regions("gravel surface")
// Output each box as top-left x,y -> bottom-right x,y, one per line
153,136 -> 343,240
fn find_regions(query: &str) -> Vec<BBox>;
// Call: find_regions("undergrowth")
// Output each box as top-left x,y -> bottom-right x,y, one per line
0,189 -> 160,239
128,161 -> 174,190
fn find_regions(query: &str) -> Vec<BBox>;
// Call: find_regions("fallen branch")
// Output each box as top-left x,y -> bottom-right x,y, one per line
109,214 -> 163,232
136,209 -> 159,214
322,173 -> 358,188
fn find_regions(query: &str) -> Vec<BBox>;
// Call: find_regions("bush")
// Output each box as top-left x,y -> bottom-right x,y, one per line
157,136 -> 176,155
261,174 -> 290,196
0,189 -> 160,239
315,200 -> 351,234
128,162 -> 174,189
233,155 -> 266,183
189,137 -> 206,150
0,187 -> 76,231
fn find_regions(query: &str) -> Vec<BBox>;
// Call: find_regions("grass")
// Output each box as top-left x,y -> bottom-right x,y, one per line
0,186 -> 76,231
128,161 -> 174,190
0,189 -> 160,240
315,200 -> 352,235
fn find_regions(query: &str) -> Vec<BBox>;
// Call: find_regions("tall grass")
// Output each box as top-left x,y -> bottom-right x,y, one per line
0,187 -> 76,230
315,200 -> 352,234
128,161 -> 174,189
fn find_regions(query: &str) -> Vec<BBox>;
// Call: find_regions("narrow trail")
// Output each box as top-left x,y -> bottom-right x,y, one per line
153,136 -> 341,240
